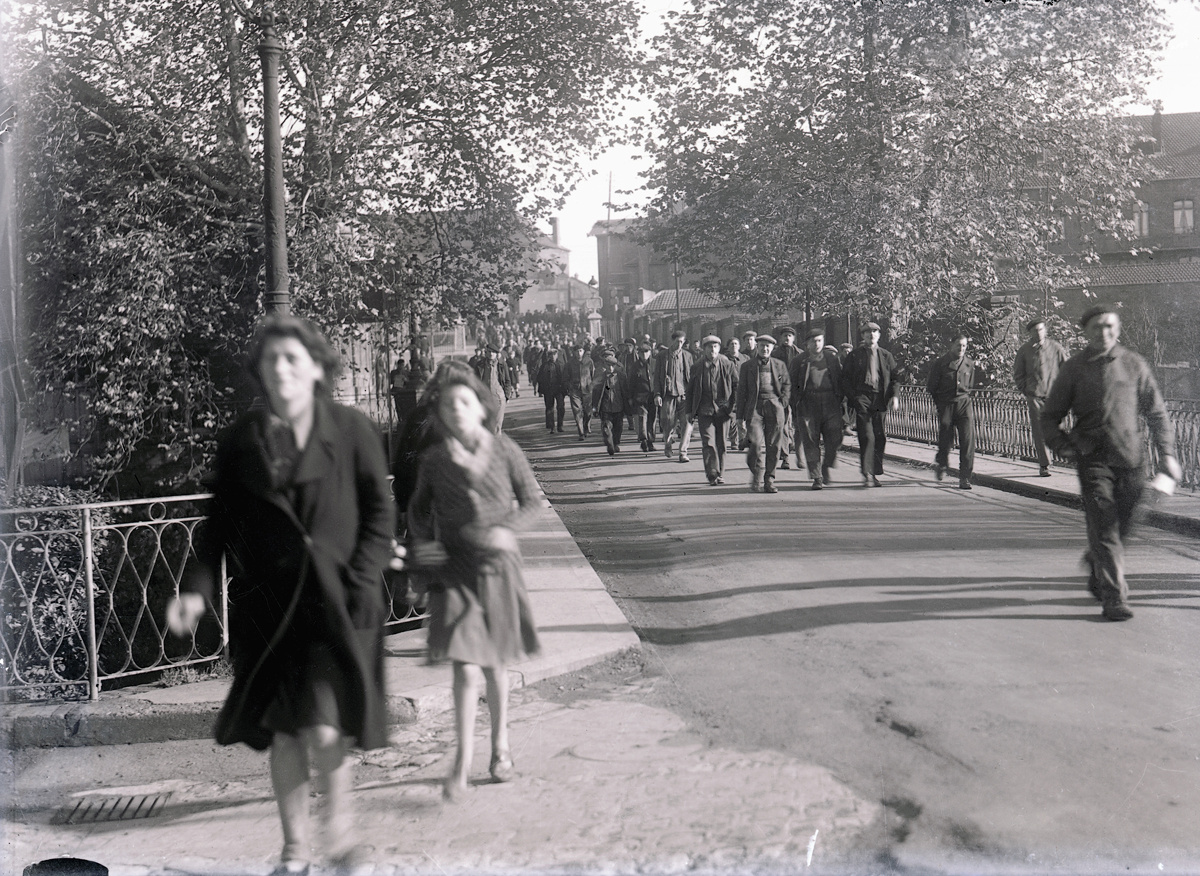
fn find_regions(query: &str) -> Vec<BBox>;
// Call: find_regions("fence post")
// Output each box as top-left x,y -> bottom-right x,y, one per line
81,507 -> 100,702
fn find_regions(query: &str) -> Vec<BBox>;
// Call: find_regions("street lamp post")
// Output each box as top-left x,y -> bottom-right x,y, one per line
231,0 -> 290,313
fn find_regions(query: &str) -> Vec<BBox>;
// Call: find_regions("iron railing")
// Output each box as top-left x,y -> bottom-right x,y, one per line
890,385 -> 1199,488
0,494 -> 427,702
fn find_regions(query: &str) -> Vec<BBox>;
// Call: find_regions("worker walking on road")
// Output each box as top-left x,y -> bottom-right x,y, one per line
1041,304 -> 1181,621
789,327 -> 843,491
840,321 -> 900,487
1014,318 -> 1069,477
927,334 -> 977,491
736,334 -> 791,493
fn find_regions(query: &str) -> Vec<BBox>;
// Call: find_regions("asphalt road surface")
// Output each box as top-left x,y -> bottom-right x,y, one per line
514,403 -> 1200,875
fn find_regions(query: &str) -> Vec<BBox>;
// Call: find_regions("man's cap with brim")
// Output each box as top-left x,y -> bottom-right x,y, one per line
671,329 -> 686,340
702,334 -> 722,346
1026,318 -> 1046,331
1080,304 -> 1117,327
603,352 -> 619,363
807,327 -> 826,339
741,330 -> 757,338
779,326 -> 796,337
860,321 -> 881,333
756,334 -> 777,345
639,342 -> 653,351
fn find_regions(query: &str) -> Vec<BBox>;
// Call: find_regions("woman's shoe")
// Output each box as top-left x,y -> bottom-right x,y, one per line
489,752 -> 515,783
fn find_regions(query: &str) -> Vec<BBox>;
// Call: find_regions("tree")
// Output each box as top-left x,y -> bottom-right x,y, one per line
639,0 -> 1168,373
4,0 -> 640,490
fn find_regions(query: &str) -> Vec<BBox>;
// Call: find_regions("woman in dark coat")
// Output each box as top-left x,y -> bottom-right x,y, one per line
407,369 -> 541,802
168,315 -> 394,875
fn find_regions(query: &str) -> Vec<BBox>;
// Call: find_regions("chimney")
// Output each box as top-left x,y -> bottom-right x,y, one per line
549,217 -> 559,244
1152,102 -> 1163,153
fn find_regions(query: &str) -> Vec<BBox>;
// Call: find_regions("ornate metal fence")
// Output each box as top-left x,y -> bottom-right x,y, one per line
1,494 -> 427,702
890,385 -> 1199,488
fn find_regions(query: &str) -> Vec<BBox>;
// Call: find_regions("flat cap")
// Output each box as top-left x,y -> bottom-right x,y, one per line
702,334 -> 722,346
860,321 -> 881,332
741,329 -> 758,338
779,326 -> 796,336
671,329 -> 687,340
807,327 -> 826,339
623,336 -> 637,345
639,342 -> 653,351
603,351 -> 619,363
1026,318 -> 1046,330
756,333 -> 777,345
1080,304 -> 1117,326
485,343 -> 500,353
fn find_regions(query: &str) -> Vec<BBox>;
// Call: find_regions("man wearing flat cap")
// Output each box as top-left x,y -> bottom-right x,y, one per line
1041,304 -> 1181,621
592,351 -> 632,456
926,334 -> 977,489
735,334 -> 791,493
840,321 -> 900,487
772,327 -> 803,471
565,343 -> 596,440
733,331 -> 757,449
629,342 -> 658,452
689,335 -> 738,485
654,329 -> 695,463
1013,317 -> 1069,476
537,345 -> 567,433
472,343 -> 508,432
790,327 -> 843,490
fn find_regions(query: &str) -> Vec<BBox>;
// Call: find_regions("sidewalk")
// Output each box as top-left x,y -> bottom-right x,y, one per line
876,436 -> 1200,539
2,393 -> 639,749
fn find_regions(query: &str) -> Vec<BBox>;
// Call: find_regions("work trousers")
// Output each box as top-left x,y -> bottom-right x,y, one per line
632,403 -> 654,448
543,392 -> 565,431
935,397 -> 974,478
696,412 -> 730,482
1078,457 -> 1145,606
781,405 -> 794,459
797,392 -> 843,477
1025,395 -> 1051,468
850,393 -> 887,476
567,391 -> 591,436
599,411 -> 624,454
745,398 -> 785,485
660,394 -> 694,455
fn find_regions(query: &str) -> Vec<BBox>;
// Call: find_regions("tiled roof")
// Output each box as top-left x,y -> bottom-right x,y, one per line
1148,152 -> 1200,180
639,287 -> 732,312
1128,111 -> 1200,157
1075,262 -> 1200,288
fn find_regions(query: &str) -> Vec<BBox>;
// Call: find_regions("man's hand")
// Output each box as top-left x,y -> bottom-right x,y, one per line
888,396 -> 899,412
1163,455 -> 1183,482
411,540 -> 449,568
166,593 -> 206,638
389,539 -> 407,572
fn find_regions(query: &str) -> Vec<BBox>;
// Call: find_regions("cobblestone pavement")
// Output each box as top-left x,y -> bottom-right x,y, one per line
4,653 -> 882,876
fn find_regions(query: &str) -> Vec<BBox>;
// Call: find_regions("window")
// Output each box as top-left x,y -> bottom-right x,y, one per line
1175,199 -> 1194,235
1133,201 -> 1150,237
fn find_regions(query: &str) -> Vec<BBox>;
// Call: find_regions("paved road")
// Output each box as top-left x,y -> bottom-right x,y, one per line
515,402 -> 1200,874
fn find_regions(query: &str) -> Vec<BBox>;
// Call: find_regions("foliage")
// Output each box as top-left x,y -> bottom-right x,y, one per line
4,0 -> 641,491
639,0 -> 1168,346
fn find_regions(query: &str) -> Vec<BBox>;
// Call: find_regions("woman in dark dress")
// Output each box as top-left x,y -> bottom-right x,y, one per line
407,369 -> 542,801
168,316 -> 394,875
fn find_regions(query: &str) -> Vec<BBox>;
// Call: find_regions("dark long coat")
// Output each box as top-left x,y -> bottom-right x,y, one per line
186,400 -> 395,751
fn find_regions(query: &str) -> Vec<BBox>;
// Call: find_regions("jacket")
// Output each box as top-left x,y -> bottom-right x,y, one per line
564,356 -> 595,397
788,349 -> 843,408
186,400 -> 394,751
537,358 -> 567,395
687,354 -> 738,419
926,352 -> 976,404
628,354 -> 656,406
653,347 -> 694,398
591,364 -> 632,415
735,355 -> 792,421
1013,338 -> 1068,398
840,345 -> 900,407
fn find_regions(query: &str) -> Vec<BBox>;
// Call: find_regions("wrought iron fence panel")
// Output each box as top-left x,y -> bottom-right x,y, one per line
891,385 -> 1197,488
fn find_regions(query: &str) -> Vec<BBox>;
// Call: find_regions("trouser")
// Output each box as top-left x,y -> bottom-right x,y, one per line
661,394 -> 694,455
798,393 -> 843,477
1078,458 -> 1144,606
851,393 -> 887,475
697,412 -> 730,482
1025,395 -> 1050,468
543,392 -> 565,431
633,403 -> 654,447
731,417 -> 747,451
568,391 -> 591,436
935,397 -> 974,478
493,392 -> 506,433
599,412 -> 624,454
745,398 -> 785,484
781,404 -> 794,459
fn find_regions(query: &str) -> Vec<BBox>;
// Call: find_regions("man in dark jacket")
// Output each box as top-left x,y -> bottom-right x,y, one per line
772,327 -> 803,470
689,335 -> 738,485
736,334 -> 791,493
591,352 -> 631,455
564,343 -> 596,440
926,334 -> 977,490
1041,304 -> 1181,621
790,328 -> 843,491
840,321 -> 900,487
628,342 -> 658,452
654,330 -> 695,462
1013,318 -> 1069,476
537,346 -> 567,433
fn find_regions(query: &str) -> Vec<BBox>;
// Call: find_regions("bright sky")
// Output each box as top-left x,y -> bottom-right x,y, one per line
549,0 -> 1200,286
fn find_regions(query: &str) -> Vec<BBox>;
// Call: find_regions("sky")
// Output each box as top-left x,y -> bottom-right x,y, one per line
547,0 -> 1200,286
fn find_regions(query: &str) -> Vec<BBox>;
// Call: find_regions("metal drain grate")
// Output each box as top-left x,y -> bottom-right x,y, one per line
54,792 -> 171,825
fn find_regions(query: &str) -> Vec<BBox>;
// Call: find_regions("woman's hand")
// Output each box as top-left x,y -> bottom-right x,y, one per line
411,539 -> 449,568
166,593 -> 206,638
